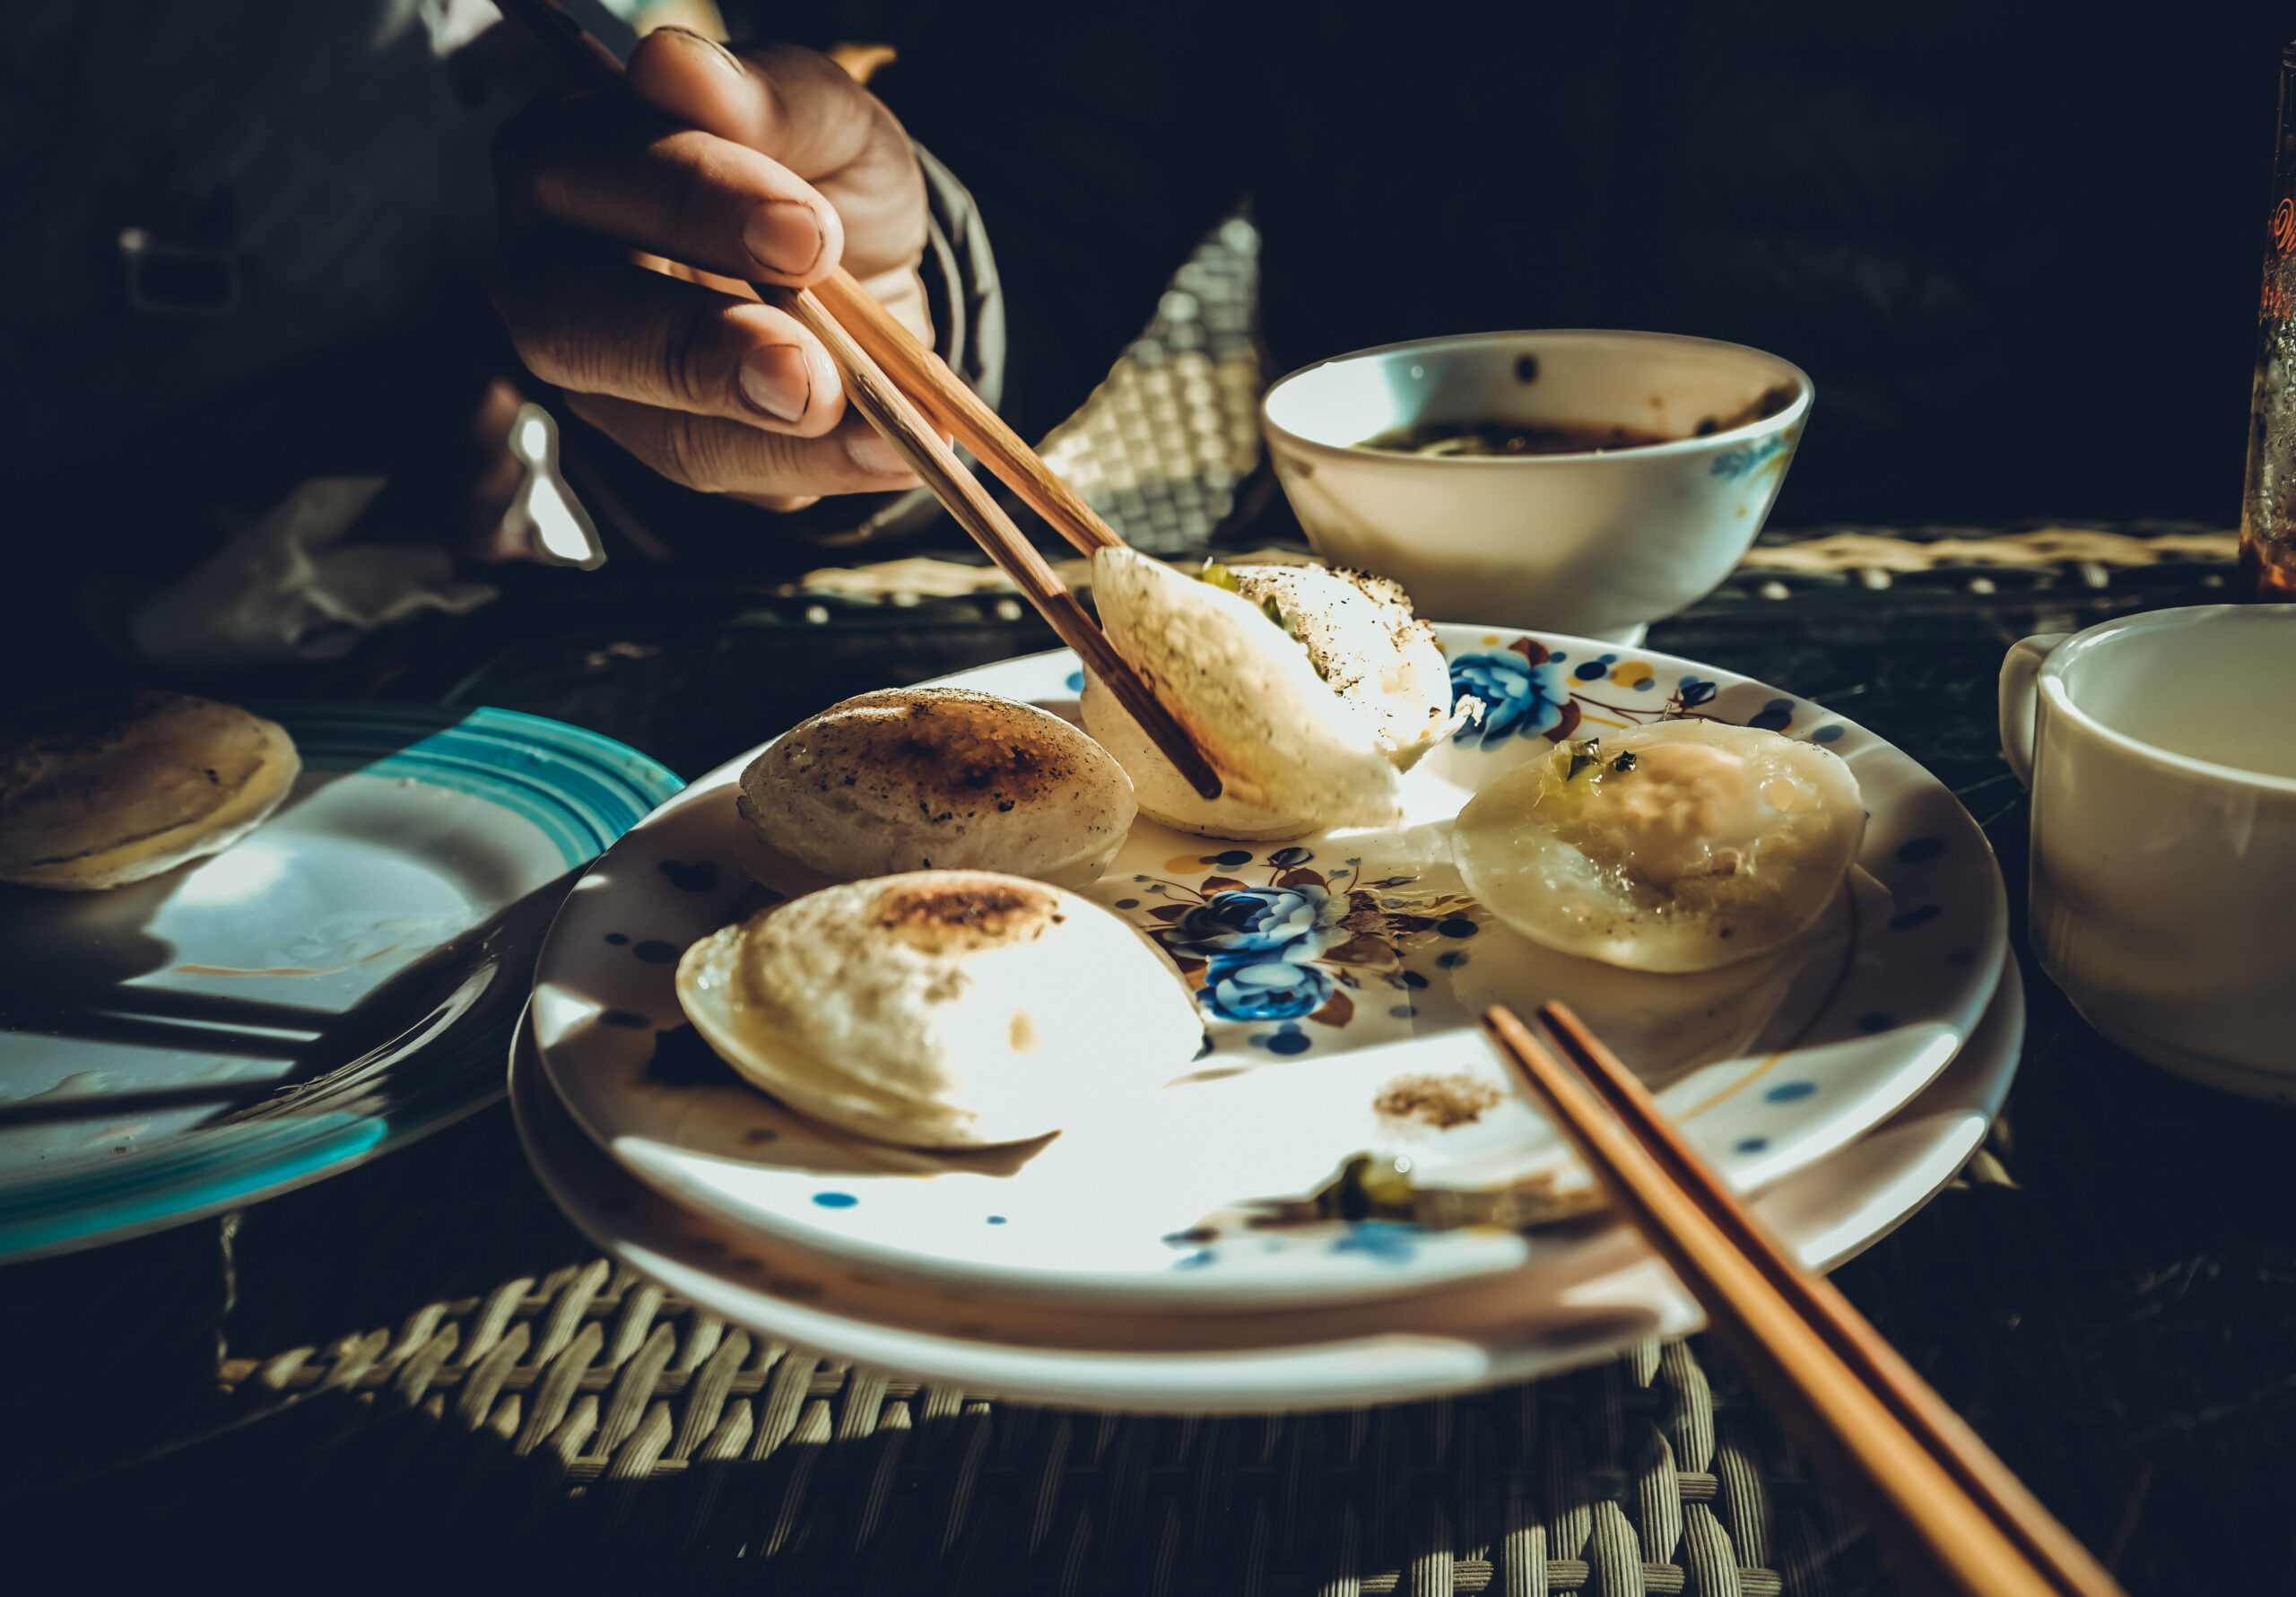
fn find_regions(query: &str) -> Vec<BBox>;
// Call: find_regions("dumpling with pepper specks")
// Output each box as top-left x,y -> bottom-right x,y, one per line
737,688 -> 1134,888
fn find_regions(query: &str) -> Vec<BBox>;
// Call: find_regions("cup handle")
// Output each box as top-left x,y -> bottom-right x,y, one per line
1998,633 -> 2069,788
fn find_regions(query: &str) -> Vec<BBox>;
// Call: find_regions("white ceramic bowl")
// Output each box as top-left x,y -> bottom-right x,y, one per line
1261,330 -> 1813,641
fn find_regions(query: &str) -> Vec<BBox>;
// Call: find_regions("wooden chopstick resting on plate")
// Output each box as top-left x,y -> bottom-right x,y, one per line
1481,1003 -> 2127,1597
493,0 -> 1222,799
1525,1003 -> 2127,1597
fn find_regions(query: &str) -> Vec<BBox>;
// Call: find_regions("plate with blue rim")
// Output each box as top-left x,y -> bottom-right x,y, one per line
0,703 -> 681,1263
531,627 -> 2006,1310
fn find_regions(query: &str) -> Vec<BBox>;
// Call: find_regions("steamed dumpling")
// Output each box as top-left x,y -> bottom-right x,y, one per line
1454,719 -> 1863,973
675,870 -> 1203,1147
737,688 -> 1135,888
1080,549 -> 1460,838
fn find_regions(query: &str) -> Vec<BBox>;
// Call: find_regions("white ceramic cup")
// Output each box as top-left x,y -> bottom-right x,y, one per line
1260,330 -> 1811,642
1999,604 -> 2296,1099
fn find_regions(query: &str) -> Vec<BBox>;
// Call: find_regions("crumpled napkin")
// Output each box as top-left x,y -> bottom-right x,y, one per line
127,477 -> 498,671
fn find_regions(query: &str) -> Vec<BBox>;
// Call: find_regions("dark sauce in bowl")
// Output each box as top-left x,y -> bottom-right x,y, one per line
1358,419 -> 1677,456
1356,384 -> 1799,459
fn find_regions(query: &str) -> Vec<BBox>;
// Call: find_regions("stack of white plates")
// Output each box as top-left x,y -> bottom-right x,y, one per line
516,628 -> 2020,1413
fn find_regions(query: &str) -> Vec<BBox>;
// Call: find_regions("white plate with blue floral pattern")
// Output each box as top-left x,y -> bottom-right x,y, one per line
513,961 -> 2024,1411
531,627 -> 2006,1309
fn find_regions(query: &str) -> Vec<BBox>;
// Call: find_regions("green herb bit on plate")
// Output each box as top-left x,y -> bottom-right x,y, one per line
1244,1152 -> 1604,1233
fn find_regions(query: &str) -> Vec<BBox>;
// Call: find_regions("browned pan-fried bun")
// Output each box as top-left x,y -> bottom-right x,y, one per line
675,870 -> 1204,1147
0,691 -> 300,892
737,688 -> 1135,887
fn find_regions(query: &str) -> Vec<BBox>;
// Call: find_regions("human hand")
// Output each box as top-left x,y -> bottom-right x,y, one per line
493,28 -> 931,511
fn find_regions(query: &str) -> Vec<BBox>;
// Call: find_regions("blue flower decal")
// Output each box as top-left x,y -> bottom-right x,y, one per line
1173,884 -> 1344,954
1450,647 -> 1571,747
1199,952 -> 1336,1021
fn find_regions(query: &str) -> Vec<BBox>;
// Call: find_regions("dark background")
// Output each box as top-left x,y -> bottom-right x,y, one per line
766,0 -> 2296,529
4,0 -> 2294,626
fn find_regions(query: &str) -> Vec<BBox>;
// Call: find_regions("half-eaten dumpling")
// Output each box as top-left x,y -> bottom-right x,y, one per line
1454,719 -> 1863,973
1081,548 -> 1464,838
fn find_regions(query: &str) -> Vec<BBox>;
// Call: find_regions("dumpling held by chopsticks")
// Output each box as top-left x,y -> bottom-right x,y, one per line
1080,548 -> 1463,839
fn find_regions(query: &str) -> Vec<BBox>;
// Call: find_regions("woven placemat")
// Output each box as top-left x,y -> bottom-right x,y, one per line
213,1257 -> 1891,1594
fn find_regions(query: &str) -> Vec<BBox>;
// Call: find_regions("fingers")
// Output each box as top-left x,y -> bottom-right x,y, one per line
567,392 -> 925,501
493,31 -> 937,511
626,31 -> 927,282
498,91 -> 842,286
496,243 -> 846,434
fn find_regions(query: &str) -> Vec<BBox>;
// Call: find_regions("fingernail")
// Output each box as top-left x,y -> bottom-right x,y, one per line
847,430 -> 910,476
652,25 -> 744,77
744,200 -> 824,276
738,344 -> 811,422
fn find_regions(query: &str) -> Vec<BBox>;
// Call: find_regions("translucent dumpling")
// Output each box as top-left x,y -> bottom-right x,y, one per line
1453,719 -> 1864,973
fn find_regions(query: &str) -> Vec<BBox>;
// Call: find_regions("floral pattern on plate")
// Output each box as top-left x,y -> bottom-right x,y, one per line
1446,635 -> 1751,749
1112,847 -> 1479,1055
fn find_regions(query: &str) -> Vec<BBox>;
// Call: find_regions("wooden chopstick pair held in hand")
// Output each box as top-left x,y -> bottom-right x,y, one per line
494,0 -> 1220,800
1483,1003 -> 2126,1597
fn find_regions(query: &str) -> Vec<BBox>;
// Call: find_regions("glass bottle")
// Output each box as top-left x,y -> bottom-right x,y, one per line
2240,42 -> 2296,596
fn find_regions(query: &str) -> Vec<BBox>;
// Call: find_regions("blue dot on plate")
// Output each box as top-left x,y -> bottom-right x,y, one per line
1896,836 -> 1945,864
1812,725 -> 1846,744
1266,1030 -> 1313,1056
1856,1012 -> 1892,1034
1114,898 -> 1140,910
1764,1081 -> 1817,1103
1435,950 -> 1472,969
1550,651 -> 1569,664
1890,905 -> 1941,931
1633,677 -> 1656,691
812,1192 -> 858,1209
1396,969 -> 1429,989
1735,1136 -> 1770,1154
1573,659 -> 1608,681
1749,698 -> 1795,732
604,933 -> 630,946
1437,918 -> 1479,939
1211,849 -> 1253,867
1064,670 -> 1085,692
1599,653 -> 1619,665
631,940 -> 680,965
1388,1004 -> 1418,1020
986,1215 -> 1007,1225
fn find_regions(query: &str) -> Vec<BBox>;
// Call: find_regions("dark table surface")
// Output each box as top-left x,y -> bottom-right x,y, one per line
4,521 -> 2290,1593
